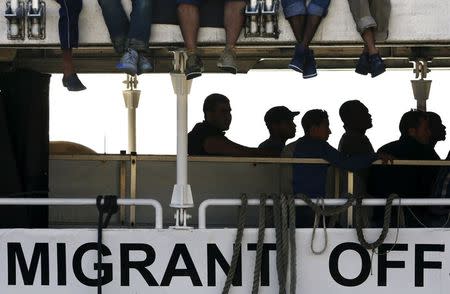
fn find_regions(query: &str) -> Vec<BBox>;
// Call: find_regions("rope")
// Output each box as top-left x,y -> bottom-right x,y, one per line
273,194 -> 297,294
272,194 -> 287,294
311,197 -> 328,255
296,193 -> 399,253
354,194 -> 399,251
222,193 -> 248,294
251,194 -> 267,294
96,195 -> 118,294
287,194 -> 297,294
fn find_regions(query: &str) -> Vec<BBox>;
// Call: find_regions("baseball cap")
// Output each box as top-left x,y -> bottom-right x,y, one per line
264,106 -> 300,126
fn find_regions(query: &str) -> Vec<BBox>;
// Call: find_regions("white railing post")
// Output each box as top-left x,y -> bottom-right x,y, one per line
170,51 -> 194,229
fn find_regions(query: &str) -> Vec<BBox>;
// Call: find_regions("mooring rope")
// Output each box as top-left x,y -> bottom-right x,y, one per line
222,193 -> 248,294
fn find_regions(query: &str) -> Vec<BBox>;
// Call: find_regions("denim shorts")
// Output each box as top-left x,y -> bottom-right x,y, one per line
281,0 -> 330,18
176,0 -> 244,6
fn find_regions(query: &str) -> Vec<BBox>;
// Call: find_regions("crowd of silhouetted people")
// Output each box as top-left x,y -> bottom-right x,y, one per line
188,93 -> 449,228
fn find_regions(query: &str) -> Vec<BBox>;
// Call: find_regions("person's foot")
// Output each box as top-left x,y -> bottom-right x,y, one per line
369,53 -> 386,78
137,53 -> 153,75
217,47 -> 238,74
62,73 -> 86,91
288,44 -> 306,73
116,48 -> 139,76
185,53 -> 203,80
355,52 -> 370,75
303,49 -> 318,79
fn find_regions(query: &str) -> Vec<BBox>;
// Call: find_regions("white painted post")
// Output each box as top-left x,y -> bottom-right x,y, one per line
123,76 -> 140,153
170,52 -> 194,229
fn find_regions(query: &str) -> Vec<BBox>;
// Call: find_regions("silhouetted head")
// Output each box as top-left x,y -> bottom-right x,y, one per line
427,112 -> 446,145
399,110 -> 431,145
264,106 -> 299,140
339,100 -> 372,132
302,109 -> 331,141
203,93 -> 232,131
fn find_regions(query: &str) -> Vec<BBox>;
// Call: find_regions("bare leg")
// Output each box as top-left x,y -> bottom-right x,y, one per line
300,15 -> 322,48
62,49 -> 75,76
224,1 -> 246,48
287,15 -> 306,43
177,4 -> 200,52
361,28 -> 378,55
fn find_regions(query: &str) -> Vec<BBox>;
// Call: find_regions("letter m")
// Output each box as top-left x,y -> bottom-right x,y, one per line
8,243 -> 49,285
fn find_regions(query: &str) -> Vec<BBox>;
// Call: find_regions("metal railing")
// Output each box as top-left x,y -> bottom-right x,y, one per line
0,198 -> 163,229
198,198 -> 450,229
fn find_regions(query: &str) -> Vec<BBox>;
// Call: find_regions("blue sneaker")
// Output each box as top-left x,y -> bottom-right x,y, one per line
369,53 -> 386,78
288,44 -> 306,73
116,48 -> 138,76
303,49 -> 317,79
355,52 -> 370,75
137,53 -> 153,75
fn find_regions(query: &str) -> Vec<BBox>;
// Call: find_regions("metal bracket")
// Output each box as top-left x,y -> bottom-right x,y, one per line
410,58 -> 431,80
171,50 -> 187,74
123,74 -> 139,90
244,0 -> 280,39
27,0 -> 46,40
4,0 -> 26,40
410,58 -> 432,111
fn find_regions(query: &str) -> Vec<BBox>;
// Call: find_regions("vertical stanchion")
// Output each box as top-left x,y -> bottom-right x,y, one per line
130,152 -> 137,226
347,171 -> 354,228
170,51 -> 194,229
119,150 -> 126,225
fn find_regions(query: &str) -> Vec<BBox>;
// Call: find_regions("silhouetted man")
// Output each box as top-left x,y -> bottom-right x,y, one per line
177,0 -> 246,79
281,109 -> 390,227
259,106 -> 299,156
338,100 -> 374,225
188,93 -> 272,156
348,0 -> 391,77
428,111 -> 446,148
369,110 -> 440,227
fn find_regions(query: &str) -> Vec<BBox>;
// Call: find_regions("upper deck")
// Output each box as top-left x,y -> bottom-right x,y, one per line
2,0 -> 450,72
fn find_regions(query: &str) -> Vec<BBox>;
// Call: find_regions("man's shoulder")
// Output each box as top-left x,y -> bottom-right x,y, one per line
378,140 -> 399,152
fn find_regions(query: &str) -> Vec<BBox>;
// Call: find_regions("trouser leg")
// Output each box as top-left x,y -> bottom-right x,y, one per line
128,0 -> 153,52
97,0 -> 130,53
56,0 -> 83,49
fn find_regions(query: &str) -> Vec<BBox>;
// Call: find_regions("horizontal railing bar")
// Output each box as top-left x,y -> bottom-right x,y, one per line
50,154 -> 450,167
0,198 -> 163,229
198,198 -> 450,229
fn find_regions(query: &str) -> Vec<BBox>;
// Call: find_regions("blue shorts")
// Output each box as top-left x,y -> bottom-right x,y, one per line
281,0 -> 330,18
177,0 -> 244,6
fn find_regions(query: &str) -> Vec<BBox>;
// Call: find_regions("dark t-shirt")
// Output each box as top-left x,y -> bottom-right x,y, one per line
258,137 -> 285,156
188,121 -> 225,155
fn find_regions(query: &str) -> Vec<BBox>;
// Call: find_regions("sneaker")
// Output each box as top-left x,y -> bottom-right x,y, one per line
355,52 -> 370,75
217,47 -> 238,74
369,53 -> 386,78
303,49 -> 317,79
185,53 -> 203,80
137,53 -> 153,75
62,73 -> 86,91
116,48 -> 138,76
288,44 -> 306,73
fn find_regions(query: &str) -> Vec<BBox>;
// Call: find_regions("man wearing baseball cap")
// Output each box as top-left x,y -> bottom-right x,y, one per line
259,106 -> 299,156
